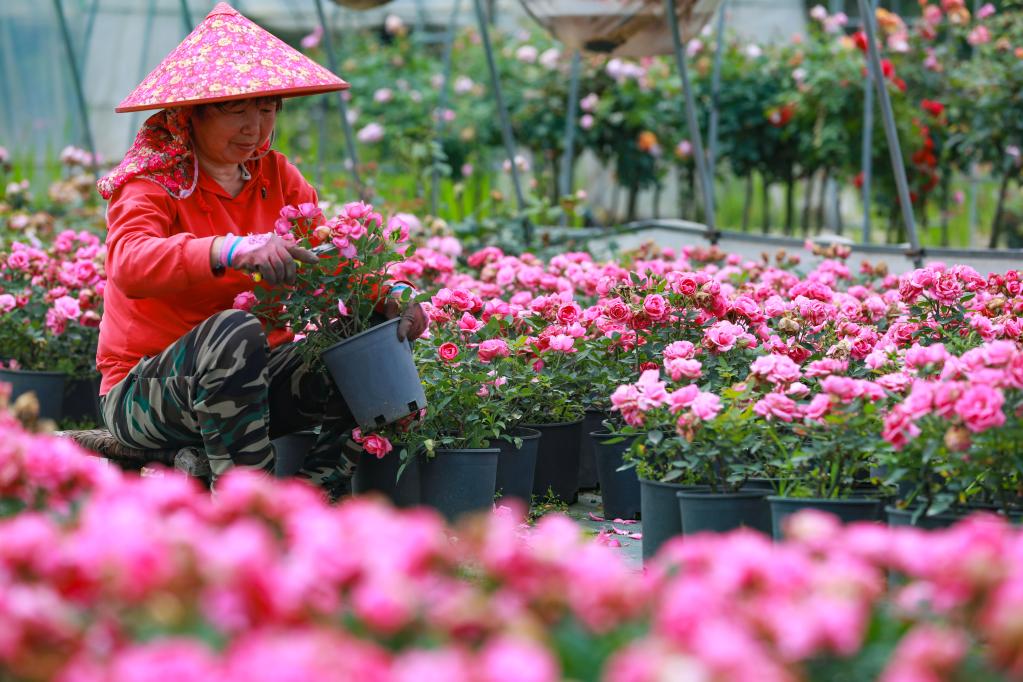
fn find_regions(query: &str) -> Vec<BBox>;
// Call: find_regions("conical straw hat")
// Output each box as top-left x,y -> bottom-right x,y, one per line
115,2 -> 348,113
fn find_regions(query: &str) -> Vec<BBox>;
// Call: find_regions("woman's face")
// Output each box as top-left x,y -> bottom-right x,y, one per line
191,98 -> 278,166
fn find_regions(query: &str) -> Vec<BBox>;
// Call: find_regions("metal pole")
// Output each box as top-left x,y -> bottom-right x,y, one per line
431,0 -> 464,217
472,0 -> 531,243
860,0 -> 877,244
179,0 -> 193,35
81,0 -> 101,73
52,0 -> 98,175
856,0 -> 923,266
708,1 -> 727,172
665,0 -> 717,239
314,0 -> 363,193
127,0 -> 157,150
558,50 -> 582,226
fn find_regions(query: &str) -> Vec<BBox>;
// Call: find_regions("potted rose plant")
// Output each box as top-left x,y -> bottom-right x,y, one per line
0,234 -> 104,421
249,201 -> 425,432
374,311 -> 534,521
881,340 -> 1023,527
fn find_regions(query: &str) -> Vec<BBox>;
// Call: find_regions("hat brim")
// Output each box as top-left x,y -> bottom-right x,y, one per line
115,82 -> 349,113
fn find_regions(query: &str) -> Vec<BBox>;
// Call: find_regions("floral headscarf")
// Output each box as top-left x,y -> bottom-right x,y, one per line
96,109 -> 197,201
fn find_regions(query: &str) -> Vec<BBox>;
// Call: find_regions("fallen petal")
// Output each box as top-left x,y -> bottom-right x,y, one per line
588,512 -> 606,522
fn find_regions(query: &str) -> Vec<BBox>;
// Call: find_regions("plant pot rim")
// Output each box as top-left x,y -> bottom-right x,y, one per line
767,495 -> 883,505
883,505 -> 965,519
589,430 -> 637,440
0,368 -> 67,377
499,426 -> 542,440
321,317 -> 401,354
521,418 -> 585,428
677,489 -> 769,500
639,478 -> 705,490
433,447 -> 501,455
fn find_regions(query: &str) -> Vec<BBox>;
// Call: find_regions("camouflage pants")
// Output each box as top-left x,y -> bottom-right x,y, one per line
101,309 -> 357,484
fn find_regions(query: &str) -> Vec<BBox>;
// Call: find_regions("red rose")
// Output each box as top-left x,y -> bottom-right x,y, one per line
438,342 -> 460,362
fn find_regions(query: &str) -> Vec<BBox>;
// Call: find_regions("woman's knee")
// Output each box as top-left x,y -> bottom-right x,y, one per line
195,310 -> 269,374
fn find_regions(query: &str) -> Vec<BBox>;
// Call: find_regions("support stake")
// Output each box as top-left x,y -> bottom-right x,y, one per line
860,0 -> 878,245
856,0 -> 923,266
666,0 -> 717,241
708,0 -> 727,172
431,0 -> 464,217
558,50 -> 582,226
314,0 -> 363,195
52,0 -> 98,175
473,0 -> 530,243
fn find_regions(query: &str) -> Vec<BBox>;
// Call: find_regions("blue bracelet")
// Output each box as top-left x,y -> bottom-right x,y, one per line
390,283 -> 414,297
225,236 -> 242,268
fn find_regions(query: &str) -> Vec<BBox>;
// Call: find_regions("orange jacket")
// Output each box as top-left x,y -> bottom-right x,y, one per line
97,151 -> 315,395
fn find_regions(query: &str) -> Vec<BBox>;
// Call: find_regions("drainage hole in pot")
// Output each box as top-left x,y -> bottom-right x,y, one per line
374,415 -> 387,426
407,400 -> 420,412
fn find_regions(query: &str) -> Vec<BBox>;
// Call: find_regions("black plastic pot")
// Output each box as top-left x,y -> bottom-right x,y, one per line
591,432 -> 640,520
577,410 -> 605,491
0,369 -> 66,421
353,449 -> 421,508
677,490 -> 772,535
419,448 -> 499,522
885,505 -> 966,529
768,496 -> 883,540
321,318 -> 426,431
494,427 -> 541,505
640,478 -> 699,562
62,374 -> 102,424
272,430 -> 318,478
524,419 -> 584,504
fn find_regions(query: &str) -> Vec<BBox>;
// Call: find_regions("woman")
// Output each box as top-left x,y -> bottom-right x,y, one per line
95,3 -> 425,485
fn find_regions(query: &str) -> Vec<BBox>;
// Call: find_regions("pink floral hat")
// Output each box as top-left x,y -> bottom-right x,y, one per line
115,2 -> 348,113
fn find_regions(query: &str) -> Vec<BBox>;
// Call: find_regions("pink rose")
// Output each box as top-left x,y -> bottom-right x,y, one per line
547,334 -> 575,353
477,339 -> 510,363
361,433 -> 393,459
556,302 -> 582,325
438,342 -> 460,362
955,384 -> 1005,433
458,312 -> 482,332
753,393 -> 801,422
690,392 -> 721,420
232,291 -> 257,311
642,294 -> 668,321
0,294 -> 16,313
53,295 -> 81,321
703,321 -> 742,353
663,340 -> 696,360
664,357 -> 702,381
667,384 -> 699,413
297,202 -> 322,220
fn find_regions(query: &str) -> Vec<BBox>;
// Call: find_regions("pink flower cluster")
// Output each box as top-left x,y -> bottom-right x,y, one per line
3,414 -> 1023,680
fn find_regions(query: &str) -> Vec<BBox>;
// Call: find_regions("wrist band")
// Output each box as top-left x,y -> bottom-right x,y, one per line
224,235 -> 242,268
390,283 -> 414,297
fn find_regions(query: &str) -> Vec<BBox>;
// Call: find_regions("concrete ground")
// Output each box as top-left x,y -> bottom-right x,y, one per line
565,491 -> 644,570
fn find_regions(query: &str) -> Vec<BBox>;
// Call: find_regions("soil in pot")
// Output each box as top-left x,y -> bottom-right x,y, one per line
591,432 -> 640,520
494,427 -> 541,506
419,448 -> 499,522
768,496 -> 883,540
524,419 -> 584,505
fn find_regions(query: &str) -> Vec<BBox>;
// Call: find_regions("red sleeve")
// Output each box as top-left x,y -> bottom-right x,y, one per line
281,158 -> 319,211
105,181 -> 219,299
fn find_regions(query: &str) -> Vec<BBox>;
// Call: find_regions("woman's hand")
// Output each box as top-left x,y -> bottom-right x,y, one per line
214,233 -> 318,285
382,290 -> 427,342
